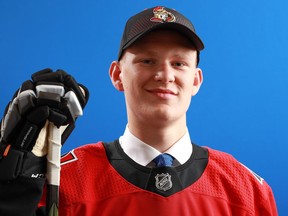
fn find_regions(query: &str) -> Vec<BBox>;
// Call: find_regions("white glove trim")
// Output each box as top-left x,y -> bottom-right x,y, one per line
64,91 -> 83,118
36,84 -> 65,97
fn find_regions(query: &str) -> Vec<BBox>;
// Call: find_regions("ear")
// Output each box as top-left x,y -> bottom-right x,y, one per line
109,61 -> 124,91
191,68 -> 203,96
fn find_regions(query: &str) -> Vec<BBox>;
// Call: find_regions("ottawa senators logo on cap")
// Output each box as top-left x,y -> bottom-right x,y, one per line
150,6 -> 176,23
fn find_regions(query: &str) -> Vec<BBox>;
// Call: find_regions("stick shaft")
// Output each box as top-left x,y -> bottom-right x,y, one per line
46,123 -> 61,214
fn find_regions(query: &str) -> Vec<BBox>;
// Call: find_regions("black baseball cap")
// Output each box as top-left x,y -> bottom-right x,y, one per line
118,6 -> 204,60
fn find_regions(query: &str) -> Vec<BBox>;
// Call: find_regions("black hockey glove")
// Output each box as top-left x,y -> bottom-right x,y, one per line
0,68 -> 89,181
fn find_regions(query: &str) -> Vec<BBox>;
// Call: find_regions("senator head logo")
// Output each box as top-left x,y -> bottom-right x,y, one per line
150,6 -> 176,23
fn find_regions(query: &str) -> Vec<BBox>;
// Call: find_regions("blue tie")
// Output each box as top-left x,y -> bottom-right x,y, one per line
153,153 -> 174,167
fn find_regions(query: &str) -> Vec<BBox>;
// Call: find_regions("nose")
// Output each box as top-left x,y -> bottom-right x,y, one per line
154,63 -> 175,83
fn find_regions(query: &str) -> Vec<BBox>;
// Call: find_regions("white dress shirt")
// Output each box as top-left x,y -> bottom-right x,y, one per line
119,125 -> 193,167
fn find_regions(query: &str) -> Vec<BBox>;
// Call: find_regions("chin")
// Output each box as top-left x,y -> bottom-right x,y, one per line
148,108 -> 177,122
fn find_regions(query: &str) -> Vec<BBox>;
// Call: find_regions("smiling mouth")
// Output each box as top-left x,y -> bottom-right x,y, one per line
147,88 -> 178,98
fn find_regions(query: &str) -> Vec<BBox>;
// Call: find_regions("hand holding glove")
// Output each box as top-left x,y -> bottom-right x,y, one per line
0,68 -> 89,181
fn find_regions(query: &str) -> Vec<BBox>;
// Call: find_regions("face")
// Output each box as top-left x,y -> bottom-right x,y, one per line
110,30 -> 203,128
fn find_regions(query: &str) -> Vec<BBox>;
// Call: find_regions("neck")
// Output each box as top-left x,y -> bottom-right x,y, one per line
128,118 -> 187,152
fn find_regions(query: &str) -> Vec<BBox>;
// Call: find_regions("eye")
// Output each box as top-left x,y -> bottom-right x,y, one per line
141,59 -> 154,65
172,62 -> 186,67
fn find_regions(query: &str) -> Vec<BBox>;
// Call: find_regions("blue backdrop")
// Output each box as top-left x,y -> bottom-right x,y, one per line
0,1 -> 287,215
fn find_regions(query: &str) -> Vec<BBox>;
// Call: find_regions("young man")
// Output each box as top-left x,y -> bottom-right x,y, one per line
0,6 -> 278,216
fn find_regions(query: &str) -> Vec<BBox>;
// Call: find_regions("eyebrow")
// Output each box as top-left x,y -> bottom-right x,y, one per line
132,49 -> 157,56
171,53 -> 194,59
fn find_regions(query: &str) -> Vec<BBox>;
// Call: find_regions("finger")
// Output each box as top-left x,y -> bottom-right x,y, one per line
64,91 -> 83,119
1,83 -> 37,143
61,72 -> 87,108
36,83 -> 65,97
32,69 -> 88,108
48,109 -> 67,127
31,68 -> 53,82
13,106 -> 50,150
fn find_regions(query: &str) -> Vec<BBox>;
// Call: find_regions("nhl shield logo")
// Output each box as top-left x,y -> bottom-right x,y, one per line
155,173 -> 173,191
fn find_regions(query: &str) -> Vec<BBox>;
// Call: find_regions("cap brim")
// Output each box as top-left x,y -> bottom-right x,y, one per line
122,22 -> 204,52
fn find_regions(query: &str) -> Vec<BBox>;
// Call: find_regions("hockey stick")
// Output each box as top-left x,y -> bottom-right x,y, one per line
46,122 -> 62,216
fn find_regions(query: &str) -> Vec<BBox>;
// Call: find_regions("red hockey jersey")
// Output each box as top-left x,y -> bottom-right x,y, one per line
51,141 -> 277,216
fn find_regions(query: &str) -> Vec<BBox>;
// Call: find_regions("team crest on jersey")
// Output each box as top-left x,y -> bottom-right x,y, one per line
61,150 -> 78,165
155,173 -> 173,191
150,6 -> 176,23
